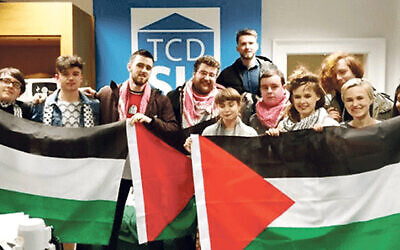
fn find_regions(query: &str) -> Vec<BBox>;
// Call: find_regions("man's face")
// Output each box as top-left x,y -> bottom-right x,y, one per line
236,35 -> 259,60
127,55 -> 153,87
57,67 -> 83,93
192,63 -> 218,95
0,73 -> 22,102
335,59 -> 355,90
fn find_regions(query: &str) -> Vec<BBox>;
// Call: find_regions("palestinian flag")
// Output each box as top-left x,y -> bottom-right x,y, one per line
0,110 -> 126,244
127,124 -> 195,244
191,117 -> 400,250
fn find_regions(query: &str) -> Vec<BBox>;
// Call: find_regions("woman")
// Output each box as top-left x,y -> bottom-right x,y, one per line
268,67 -> 339,136
0,67 -> 33,119
341,78 -> 380,128
249,66 -> 290,134
392,83 -> 400,117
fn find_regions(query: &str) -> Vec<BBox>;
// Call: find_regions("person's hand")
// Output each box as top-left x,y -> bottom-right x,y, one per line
80,87 -> 97,98
327,107 -> 341,122
313,124 -> 323,132
129,113 -> 152,125
32,93 -> 46,104
266,128 -> 281,136
183,137 -> 192,153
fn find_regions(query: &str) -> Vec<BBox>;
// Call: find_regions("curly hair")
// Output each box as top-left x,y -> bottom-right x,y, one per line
319,52 -> 363,93
287,66 -> 326,122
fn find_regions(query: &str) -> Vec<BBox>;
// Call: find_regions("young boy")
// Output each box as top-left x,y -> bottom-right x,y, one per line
33,55 -> 100,127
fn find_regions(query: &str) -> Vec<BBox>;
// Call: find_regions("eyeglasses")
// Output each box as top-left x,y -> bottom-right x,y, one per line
197,70 -> 217,79
0,78 -> 22,89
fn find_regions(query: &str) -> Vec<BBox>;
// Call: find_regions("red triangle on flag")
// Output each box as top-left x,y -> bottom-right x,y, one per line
135,124 -> 194,241
198,136 -> 294,250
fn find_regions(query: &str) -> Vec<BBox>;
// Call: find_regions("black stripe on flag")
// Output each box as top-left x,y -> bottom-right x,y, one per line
0,110 -> 127,159
206,116 -> 400,178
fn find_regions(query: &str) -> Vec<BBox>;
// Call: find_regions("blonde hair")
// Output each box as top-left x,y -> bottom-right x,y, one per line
341,78 -> 374,102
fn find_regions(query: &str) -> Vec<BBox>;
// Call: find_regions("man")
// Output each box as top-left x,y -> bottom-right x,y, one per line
216,29 -> 272,96
320,52 -> 392,122
33,55 -> 100,127
167,55 -> 221,130
96,49 -> 179,249
0,67 -> 33,119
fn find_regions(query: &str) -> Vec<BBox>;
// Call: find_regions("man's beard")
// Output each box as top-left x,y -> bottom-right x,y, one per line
240,51 -> 255,60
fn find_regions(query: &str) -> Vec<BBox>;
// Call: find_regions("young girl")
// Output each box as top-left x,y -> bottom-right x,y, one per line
341,78 -> 380,128
268,67 -> 339,136
184,87 -> 257,152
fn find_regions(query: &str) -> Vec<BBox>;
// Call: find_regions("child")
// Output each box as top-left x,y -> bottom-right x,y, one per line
268,67 -> 339,136
184,87 -> 257,152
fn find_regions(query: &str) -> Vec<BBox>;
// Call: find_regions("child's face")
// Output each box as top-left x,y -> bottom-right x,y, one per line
292,85 -> 320,119
217,100 -> 240,123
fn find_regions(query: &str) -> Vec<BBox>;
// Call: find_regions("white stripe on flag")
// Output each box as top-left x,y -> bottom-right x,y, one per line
267,162 -> 400,228
0,144 -> 124,201
127,123 -> 148,244
191,135 -> 211,250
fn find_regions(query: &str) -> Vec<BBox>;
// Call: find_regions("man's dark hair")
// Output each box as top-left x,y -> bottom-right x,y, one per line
55,55 -> 84,74
129,49 -> 154,63
0,67 -> 26,94
193,55 -> 220,75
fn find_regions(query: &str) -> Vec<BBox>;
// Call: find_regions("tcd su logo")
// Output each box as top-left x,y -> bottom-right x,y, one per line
131,8 -> 220,93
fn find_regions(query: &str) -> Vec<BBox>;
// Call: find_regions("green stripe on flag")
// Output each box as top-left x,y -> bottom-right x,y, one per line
0,188 -> 116,244
156,196 -> 197,241
246,213 -> 400,249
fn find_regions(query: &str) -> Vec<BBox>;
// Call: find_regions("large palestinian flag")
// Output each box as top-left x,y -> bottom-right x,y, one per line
191,117 -> 400,249
127,124 -> 195,244
0,110 -> 126,244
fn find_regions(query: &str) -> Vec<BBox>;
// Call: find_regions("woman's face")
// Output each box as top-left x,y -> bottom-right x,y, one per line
343,85 -> 372,120
217,100 -> 240,123
260,75 -> 285,106
0,73 -> 22,103
292,85 -> 320,119
396,92 -> 400,114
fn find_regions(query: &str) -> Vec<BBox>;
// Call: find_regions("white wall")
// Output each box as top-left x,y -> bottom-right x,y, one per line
4,0 -> 93,15
262,0 -> 400,97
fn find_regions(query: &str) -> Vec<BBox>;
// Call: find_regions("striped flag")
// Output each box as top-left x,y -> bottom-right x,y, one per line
0,110 -> 126,245
127,124 -> 195,244
191,117 -> 400,249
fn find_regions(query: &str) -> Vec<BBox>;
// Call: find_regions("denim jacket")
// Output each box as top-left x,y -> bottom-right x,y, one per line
32,89 -> 100,127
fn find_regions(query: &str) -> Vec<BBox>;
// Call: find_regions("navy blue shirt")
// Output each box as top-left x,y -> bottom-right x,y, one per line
242,62 -> 260,94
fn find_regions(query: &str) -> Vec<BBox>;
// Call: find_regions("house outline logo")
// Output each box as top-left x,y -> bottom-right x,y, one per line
131,8 -> 220,93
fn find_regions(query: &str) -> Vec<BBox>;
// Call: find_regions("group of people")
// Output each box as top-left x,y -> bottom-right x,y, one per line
0,28 -> 399,249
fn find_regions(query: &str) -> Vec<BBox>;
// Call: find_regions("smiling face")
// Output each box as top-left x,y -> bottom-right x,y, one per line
260,75 -> 285,106
217,100 -> 241,124
343,85 -> 373,120
192,63 -> 218,96
127,55 -> 153,89
236,34 -> 259,60
0,74 -> 22,102
292,84 -> 321,119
